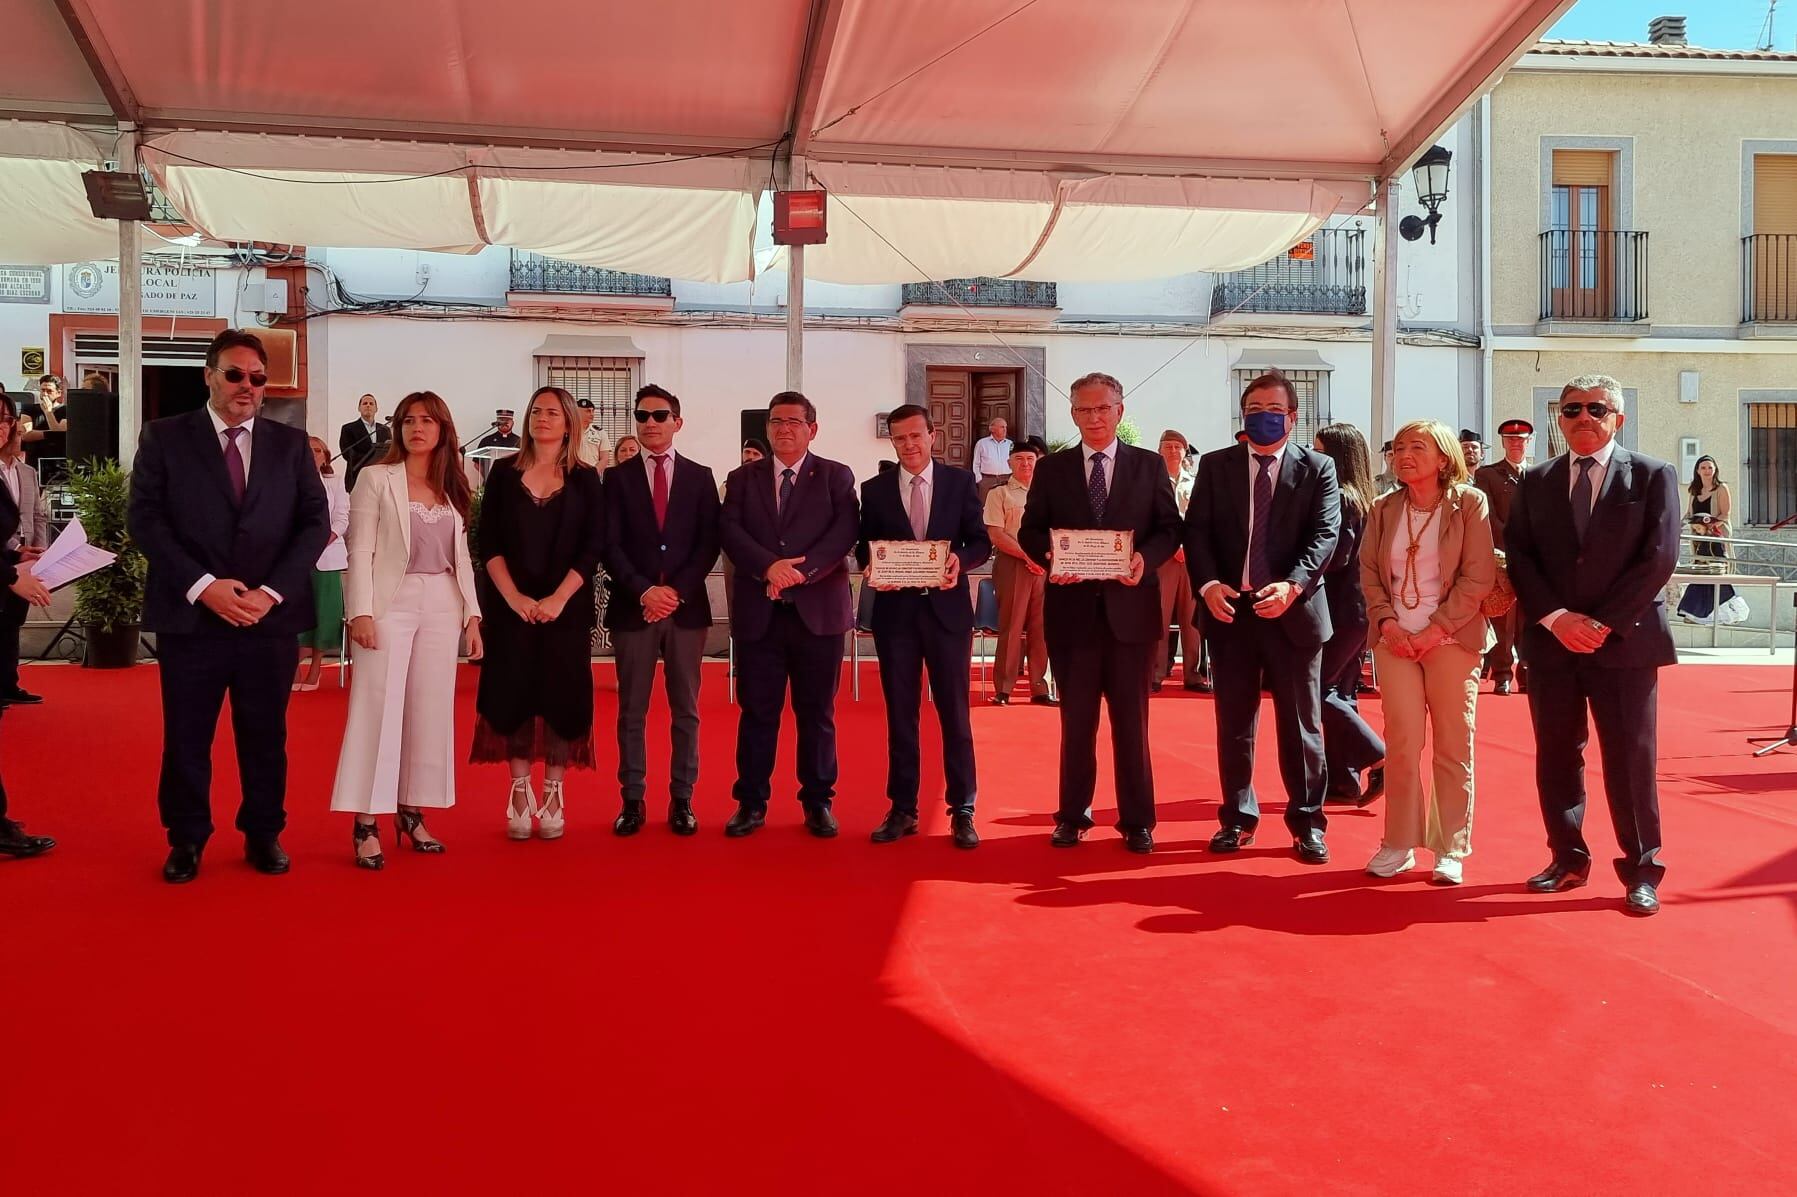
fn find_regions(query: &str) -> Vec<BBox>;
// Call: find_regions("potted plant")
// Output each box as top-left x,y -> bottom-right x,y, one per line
66,460 -> 147,668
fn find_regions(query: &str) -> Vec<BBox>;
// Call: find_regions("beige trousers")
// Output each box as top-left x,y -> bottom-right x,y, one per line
1372,641 -> 1480,859
992,553 -> 1047,698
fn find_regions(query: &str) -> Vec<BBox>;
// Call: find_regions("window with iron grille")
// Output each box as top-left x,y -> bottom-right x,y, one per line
1746,401 -> 1797,526
1231,368 -> 1330,447
537,356 -> 641,446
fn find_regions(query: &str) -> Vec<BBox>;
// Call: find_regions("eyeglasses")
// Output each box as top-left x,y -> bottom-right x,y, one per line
218,367 -> 268,387
766,417 -> 809,429
1071,404 -> 1116,418
1559,402 -> 1613,420
634,408 -> 674,423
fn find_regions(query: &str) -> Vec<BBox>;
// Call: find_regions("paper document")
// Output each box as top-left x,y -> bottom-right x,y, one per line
29,518 -> 118,591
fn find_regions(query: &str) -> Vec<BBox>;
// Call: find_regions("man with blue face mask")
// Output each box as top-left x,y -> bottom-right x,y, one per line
1184,372 -> 1342,863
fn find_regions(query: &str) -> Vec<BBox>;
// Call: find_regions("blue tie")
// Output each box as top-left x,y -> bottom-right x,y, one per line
1087,452 -> 1108,521
1248,453 -> 1276,590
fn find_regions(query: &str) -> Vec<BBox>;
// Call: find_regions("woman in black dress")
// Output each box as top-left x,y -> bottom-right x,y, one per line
1314,423 -> 1385,806
473,385 -> 604,839
1676,455 -> 1737,623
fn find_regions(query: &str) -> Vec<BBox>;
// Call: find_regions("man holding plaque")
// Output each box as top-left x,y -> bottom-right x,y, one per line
856,404 -> 991,847
1185,372 -> 1341,864
1018,373 -> 1182,853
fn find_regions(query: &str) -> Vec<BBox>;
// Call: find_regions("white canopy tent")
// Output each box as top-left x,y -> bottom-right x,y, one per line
0,0 -> 1574,451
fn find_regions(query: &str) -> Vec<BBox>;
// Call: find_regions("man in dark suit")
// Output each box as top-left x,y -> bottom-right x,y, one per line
127,329 -> 330,883
1504,376 -> 1680,916
1473,417 -> 1532,695
1018,373 -> 1182,853
719,391 -> 859,838
601,384 -> 721,838
337,393 -> 390,493
1185,371 -> 1341,863
856,404 -> 991,848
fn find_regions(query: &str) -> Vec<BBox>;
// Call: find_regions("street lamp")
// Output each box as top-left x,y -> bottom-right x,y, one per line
1399,145 -> 1452,245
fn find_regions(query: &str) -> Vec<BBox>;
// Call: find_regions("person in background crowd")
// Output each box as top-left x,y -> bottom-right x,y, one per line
475,408 -> 520,452
330,392 -> 483,868
1359,420 -> 1495,884
293,436 -> 350,691
19,373 -> 67,476
575,398 -> 611,470
1153,428 -> 1205,693
0,397 -> 49,707
1505,375 -> 1680,916
1459,429 -> 1484,474
720,438 -> 772,621
1675,455 -> 1736,625
1474,418 -> 1532,693
338,393 -> 390,494
1313,423 -> 1384,807
80,371 -> 110,392
612,435 -> 641,469
0,387 -> 54,857
984,439 -> 1051,706
472,386 -> 605,841
1373,440 -> 1399,494
602,384 -> 720,838
971,416 -> 1014,501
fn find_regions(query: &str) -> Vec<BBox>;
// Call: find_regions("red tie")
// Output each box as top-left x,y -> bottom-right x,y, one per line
651,454 -> 670,529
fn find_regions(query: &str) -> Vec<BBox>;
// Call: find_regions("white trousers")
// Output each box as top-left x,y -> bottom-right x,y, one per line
329,572 -> 463,815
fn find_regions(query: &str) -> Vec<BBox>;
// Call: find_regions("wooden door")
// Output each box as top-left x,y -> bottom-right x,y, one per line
1550,150 -> 1614,319
927,369 -> 972,466
973,370 -> 1018,442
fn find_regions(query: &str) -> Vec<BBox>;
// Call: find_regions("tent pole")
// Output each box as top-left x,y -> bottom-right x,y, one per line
784,154 -> 806,392
116,122 -> 142,468
1369,179 -> 1398,448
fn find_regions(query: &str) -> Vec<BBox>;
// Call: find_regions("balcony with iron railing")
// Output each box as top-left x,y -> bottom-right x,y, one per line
1209,228 -> 1366,317
900,278 -> 1058,309
508,250 -> 672,298
1742,233 -> 1797,326
1537,230 -> 1649,328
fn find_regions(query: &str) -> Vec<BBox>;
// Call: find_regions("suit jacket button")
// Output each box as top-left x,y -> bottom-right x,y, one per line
779,540 -> 787,548
660,545 -> 667,552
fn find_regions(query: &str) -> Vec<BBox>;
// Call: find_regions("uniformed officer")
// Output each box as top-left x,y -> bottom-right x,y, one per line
1473,418 -> 1532,694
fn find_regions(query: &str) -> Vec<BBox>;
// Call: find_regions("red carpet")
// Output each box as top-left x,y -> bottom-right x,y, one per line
3,658 -> 1795,1195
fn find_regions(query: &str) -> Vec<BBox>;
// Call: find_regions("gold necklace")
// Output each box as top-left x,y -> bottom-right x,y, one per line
1396,492 -> 1444,610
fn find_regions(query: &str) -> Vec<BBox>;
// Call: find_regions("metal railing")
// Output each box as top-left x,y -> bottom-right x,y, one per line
1210,227 -> 1366,316
1743,233 -> 1797,322
1675,531 -> 1797,654
901,278 -> 1058,308
1539,229 -> 1649,321
508,250 -> 672,296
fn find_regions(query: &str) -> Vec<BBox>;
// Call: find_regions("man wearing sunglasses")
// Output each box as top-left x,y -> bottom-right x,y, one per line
600,384 -> 721,838
127,329 -> 330,883
1503,375 -> 1680,916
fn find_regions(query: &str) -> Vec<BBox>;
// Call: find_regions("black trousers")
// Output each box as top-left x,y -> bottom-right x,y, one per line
1319,622 -> 1383,791
156,631 -> 298,847
874,615 -> 976,816
0,589 -> 27,692
1208,603 -> 1327,836
1046,629 -> 1157,832
732,605 -> 842,812
1526,654 -> 1665,886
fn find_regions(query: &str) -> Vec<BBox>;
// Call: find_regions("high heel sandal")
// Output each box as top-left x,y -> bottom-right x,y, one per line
395,806 -> 446,854
506,777 -> 537,841
352,819 -> 384,871
537,779 -> 566,840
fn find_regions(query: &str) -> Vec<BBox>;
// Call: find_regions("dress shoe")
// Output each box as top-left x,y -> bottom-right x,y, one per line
1030,695 -> 1058,707
1208,825 -> 1255,853
1525,861 -> 1590,892
0,819 -> 54,857
1150,681 -> 1162,694
1324,780 -> 1363,805
613,799 -> 647,837
870,810 -> 919,843
668,801 -> 698,837
1294,830 -> 1330,864
163,843 -> 203,883
803,806 -> 838,838
1358,766 -> 1386,807
950,812 -> 979,849
1050,821 -> 1087,847
1184,680 -> 1213,694
245,836 -> 290,875
0,688 -> 43,706
1123,828 -> 1154,855
1493,678 -> 1513,696
1625,883 -> 1660,915
989,693 -> 1010,706
723,806 -> 766,838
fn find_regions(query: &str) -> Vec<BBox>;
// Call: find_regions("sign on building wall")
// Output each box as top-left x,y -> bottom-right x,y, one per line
61,260 -> 218,317
20,348 -> 46,375
0,266 -> 51,304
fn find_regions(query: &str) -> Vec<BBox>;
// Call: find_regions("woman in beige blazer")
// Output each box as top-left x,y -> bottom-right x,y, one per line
1359,419 -> 1496,885
329,391 -> 482,869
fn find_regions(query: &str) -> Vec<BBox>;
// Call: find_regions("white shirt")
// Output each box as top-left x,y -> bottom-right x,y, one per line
578,423 -> 609,468
0,456 -> 20,550
972,436 -> 1013,476
1388,500 -> 1444,634
316,473 -> 351,572
900,460 -> 935,535
772,451 -> 810,511
185,409 -> 282,607
1539,438 -> 1619,628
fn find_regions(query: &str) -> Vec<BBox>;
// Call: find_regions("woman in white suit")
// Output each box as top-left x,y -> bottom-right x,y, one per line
330,391 -> 483,869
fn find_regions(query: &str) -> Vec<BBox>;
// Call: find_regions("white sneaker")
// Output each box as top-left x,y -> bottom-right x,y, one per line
1431,856 -> 1464,885
1365,844 -> 1415,877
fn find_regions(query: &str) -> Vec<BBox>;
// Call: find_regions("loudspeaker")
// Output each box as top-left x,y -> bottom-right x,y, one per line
63,389 -> 118,466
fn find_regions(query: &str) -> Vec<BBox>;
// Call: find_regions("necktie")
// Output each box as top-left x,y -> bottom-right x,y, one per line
778,467 -> 795,513
651,454 -> 670,529
1087,452 -> 1108,521
224,426 -> 247,504
1248,453 -> 1276,590
1570,456 -> 1595,542
908,474 -> 929,540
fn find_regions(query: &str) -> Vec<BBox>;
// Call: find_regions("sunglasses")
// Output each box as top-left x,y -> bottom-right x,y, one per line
218,367 -> 269,387
1559,402 -> 1613,420
634,408 -> 674,423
